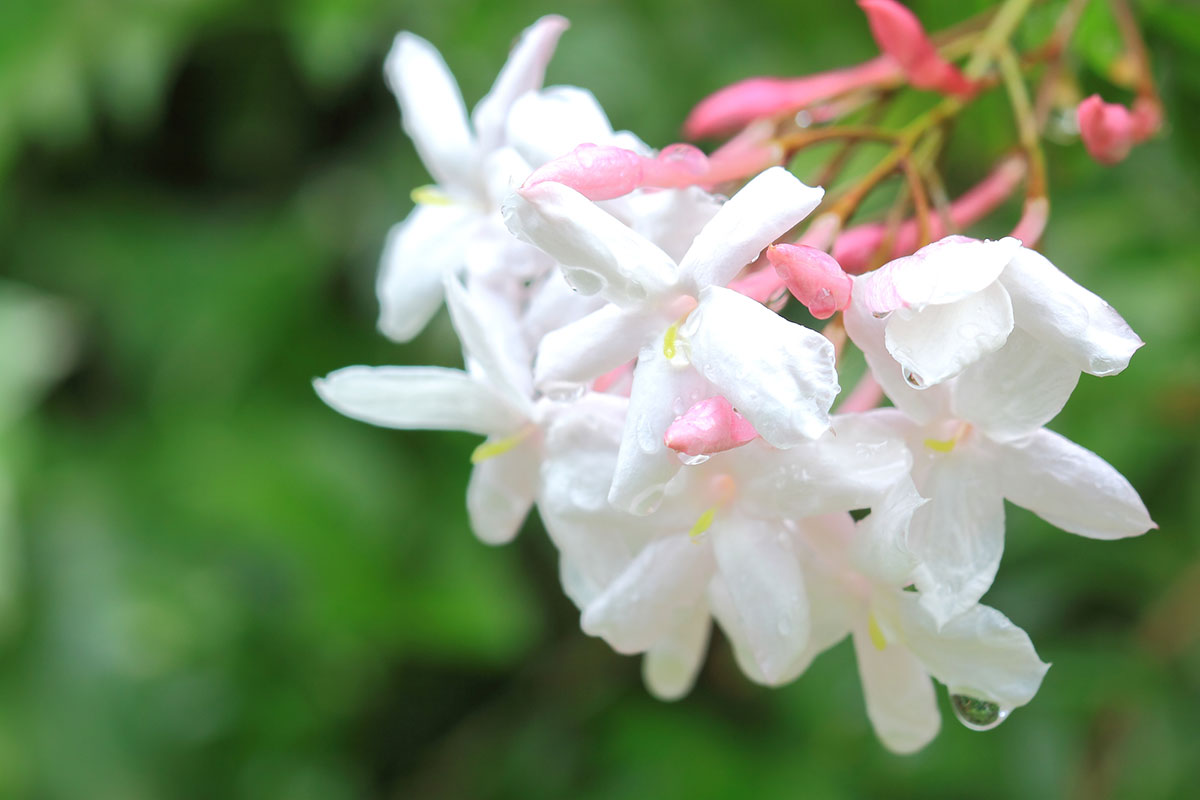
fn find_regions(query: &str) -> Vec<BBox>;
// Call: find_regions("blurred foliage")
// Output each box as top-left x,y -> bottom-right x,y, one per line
0,0 -> 1197,798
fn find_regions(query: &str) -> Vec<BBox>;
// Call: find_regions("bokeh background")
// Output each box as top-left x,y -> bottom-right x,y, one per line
1,0 -> 1198,797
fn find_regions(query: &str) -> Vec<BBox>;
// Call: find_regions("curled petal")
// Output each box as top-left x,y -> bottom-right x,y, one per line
767,243 -> 853,319
858,0 -> 976,96
858,235 -> 1022,315
643,605 -> 711,701
999,246 -> 1143,376
663,396 -> 759,456
467,438 -> 538,545
852,625 -> 940,754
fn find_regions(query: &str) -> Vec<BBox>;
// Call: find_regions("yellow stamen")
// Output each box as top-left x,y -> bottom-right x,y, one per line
411,184 -> 454,206
470,428 -> 531,463
867,613 -> 888,651
923,422 -> 971,453
689,507 -> 717,539
662,321 -> 681,359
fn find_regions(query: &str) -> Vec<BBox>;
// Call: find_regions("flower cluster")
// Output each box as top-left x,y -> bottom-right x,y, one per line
317,8 -> 1156,753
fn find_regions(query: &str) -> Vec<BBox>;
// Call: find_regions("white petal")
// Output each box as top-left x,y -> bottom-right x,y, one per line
852,478 -> 927,586
1000,247 -> 1143,376
951,327 -> 1080,441
534,305 -> 661,388
617,186 -> 724,264
443,275 -> 533,414
889,593 -> 1050,711
678,167 -> 824,292
466,438 -> 538,545
314,366 -> 521,436
502,182 -> 678,306
737,412 -> 914,520
884,280 -> 1015,388
859,236 -> 1022,314
471,15 -> 569,153
507,86 -> 620,167
384,32 -> 475,189
852,626 -> 940,754
710,516 -> 810,685
993,428 -> 1155,538
907,443 -> 1006,627
684,286 -> 838,447
522,269 -> 608,346
376,204 -> 473,343
643,604 -> 711,701
582,535 -> 714,654
608,345 -> 710,514
843,296 -> 953,423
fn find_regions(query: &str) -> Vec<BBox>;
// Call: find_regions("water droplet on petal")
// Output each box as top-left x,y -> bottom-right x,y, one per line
795,110 -> 813,128
543,382 -> 586,402
630,485 -> 666,515
872,311 -> 890,319
950,692 -> 1010,731
902,367 -> 925,389
677,452 -> 710,466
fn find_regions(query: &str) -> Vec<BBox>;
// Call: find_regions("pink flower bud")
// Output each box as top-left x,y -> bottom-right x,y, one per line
1077,94 -> 1159,166
683,57 -> 900,139
663,396 -> 759,456
858,0 -> 976,97
767,244 -> 853,319
523,143 -> 644,200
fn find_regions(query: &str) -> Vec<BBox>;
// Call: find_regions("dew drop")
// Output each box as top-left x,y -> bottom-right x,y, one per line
795,110 -> 813,128
949,692 -> 1010,731
543,382 -> 586,402
872,311 -> 890,319
776,616 -> 792,636
630,485 -> 666,515
677,452 -> 710,466
901,367 -> 925,389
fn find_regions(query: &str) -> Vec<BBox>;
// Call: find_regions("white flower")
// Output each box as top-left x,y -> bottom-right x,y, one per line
316,276 -> 539,545
504,167 -> 838,512
865,408 -> 1155,626
846,235 -> 1143,441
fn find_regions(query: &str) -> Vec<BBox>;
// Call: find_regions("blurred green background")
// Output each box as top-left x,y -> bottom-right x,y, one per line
0,0 -> 1197,798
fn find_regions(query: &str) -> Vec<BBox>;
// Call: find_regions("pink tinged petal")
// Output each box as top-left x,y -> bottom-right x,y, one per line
663,396 -> 759,456
951,328 -> 1080,441
683,57 -> 901,139
884,280 -> 1015,387
999,247 -> 1143,376
993,428 -> 1156,538
470,15 -> 569,153
843,296 -> 953,423
767,243 -> 853,319
608,346 -> 711,514
678,167 -> 825,293
502,182 -> 678,305
890,593 -> 1050,712
524,144 -> 647,201
582,535 -> 714,654
643,604 -> 712,701
711,517 -> 812,685
684,286 -> 838,447
858,0 -> 976,96
859,235 -> 1022,314
852,625 -> 941,754
443,276 -> 533,416
507,86 -> 623,167
376,204 -> 472,343
534,305 -> 662,389
313,366 -> 522,437
385,32 -> 475,189
907,445 -> 1006,627
1077,94 -> 1138,166
466,439 -> 538,545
